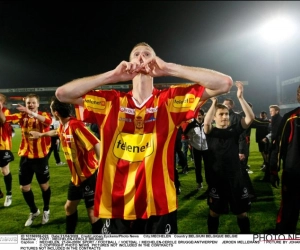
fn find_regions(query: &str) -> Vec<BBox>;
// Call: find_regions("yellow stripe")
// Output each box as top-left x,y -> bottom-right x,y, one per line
124,162 -> 138,217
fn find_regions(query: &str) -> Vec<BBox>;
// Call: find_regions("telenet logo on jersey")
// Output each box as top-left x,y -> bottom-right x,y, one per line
84,97 -> 106,110
113,133 -> 154,162
173,94 -> 195,108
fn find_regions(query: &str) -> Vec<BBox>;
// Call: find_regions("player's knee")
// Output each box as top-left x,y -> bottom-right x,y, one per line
209,210 -> 219,218
237,212 -> 247,219
20,185 -> 30,192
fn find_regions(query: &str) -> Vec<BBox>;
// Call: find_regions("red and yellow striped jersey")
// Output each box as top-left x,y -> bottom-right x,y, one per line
76,84 -> 206,219
6,112 -> 52,158
57,117 -> 99,186
0,107 -> 13,150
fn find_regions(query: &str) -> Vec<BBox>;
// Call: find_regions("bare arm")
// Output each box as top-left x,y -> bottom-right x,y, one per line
29,130 -> 57,139
0,103 -> 5,125
16,104 -> 47,123
55,60 -> 145,105
140,56 -> 233,100
203,97 -> 217,134
163,64 -> 233,100
236,81 -> 255,129
93,143 -> 100,160
56,56 -> 233,105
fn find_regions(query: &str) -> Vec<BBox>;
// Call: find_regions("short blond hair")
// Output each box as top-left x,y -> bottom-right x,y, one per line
269,105 -> 280,112
129,42 -> 155,61
24,93 -> 40,103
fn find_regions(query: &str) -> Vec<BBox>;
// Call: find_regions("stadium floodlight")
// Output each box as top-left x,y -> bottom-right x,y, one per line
259,15 -> 297,103
260,16 -> 296,45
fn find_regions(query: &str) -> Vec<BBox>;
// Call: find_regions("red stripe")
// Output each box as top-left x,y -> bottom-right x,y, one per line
152,104 -> 170,214
111,159 -> 128,218
134,161 -> 147,218
152,157 -> 168,214
94,110 -> 117,217
288,113 -> 295,143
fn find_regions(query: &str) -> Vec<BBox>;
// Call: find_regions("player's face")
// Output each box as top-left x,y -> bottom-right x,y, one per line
196,112 -> 204,123
269,108 -> 278,117
260,113 -> 267,119
25,97 -> 39,112
223,100 -> 232,110
130,45 -> 155,64
0,95 -> 5,105
214,108 -> 229,128
50,102 -> 59,121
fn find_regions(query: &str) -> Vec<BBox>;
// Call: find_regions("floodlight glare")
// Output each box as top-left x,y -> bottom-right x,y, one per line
260,16 -> 296,45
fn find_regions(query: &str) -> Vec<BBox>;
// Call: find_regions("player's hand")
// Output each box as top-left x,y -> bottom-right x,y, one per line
113,61 -> 142,82
142,56 -> 168,77
210,97 -> 218,107
16,104 -> 29,114
235,81 -> 244,99
29,130 -> 41,139
270,171 -> 280,188
239,153 -> 245,161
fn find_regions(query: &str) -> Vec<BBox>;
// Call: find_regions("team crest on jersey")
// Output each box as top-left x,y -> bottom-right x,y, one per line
134,116 -> 144,130
173,94 -> 195,108
120,107 -> 135,115
113,133 -> 154,162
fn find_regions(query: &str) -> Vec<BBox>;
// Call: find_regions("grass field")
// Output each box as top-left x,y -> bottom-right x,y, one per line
0,128 -> 299,234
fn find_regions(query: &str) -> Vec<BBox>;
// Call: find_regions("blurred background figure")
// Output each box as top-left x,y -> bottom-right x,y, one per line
48,115 -> 65,166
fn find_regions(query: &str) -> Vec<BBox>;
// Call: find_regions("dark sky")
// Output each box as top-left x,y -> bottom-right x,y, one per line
1,1 -> 300,112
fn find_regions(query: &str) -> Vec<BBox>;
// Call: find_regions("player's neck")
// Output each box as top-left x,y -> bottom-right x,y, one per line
60,117 -> 71,126
215,124 -> 228,129
132,76 -> 154,105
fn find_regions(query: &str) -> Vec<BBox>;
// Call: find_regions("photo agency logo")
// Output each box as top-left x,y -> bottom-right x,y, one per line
253,234 -> 300,244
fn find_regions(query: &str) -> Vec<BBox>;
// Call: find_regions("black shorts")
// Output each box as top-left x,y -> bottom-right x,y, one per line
19,156 -> 50,186
0,150 -> 14,167
207,178 -> 251,215
101,210 -> 178,234
67,171 -> 97,209
258,141 -> 268,153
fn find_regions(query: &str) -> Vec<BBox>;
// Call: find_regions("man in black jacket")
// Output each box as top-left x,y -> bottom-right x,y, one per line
252,111 -> 270,171
275,85 -> 300,233
184,109 -> 210,191
262,105 -> 282,183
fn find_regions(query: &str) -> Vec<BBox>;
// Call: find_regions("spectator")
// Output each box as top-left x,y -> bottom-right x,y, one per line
47,116 -> 65,166
184,108 -> 210,191
262,105 -> 282,183
174,127 -> 183,195
175,125 -> 189,174
252,111 -> 270,171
